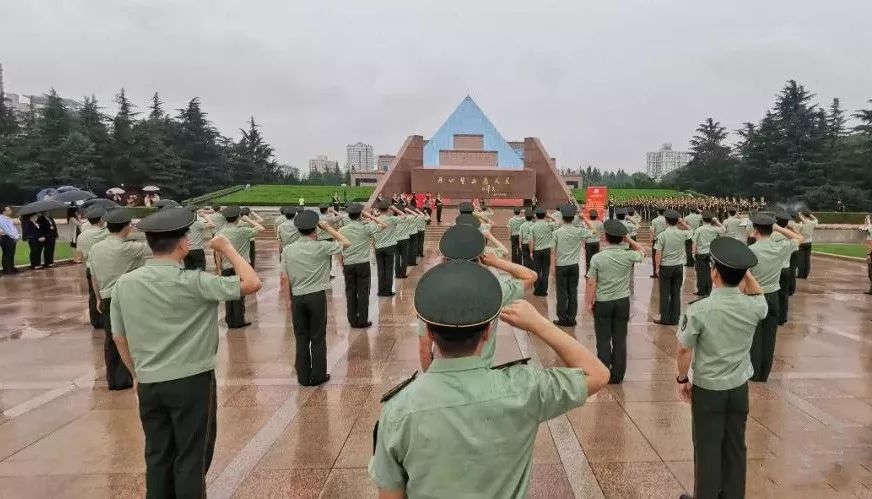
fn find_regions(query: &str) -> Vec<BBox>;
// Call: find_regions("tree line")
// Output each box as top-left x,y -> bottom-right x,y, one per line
575,166 -> 657,189
0,88 -> 316,203
664,80 -> 872,211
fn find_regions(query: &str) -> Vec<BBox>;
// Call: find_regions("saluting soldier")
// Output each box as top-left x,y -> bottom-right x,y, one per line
650,207 -> 667,278
208,206 -> 226,233
182,208 -> 214,271
414,207 -> 428,259
653,209 -> 692,326
370,260 -> 609,498
692,211 -> 725,296
747,213 -> 803,382
586,219 -> 645,384
675,237 -> 767,499
584,209 -> 604,272
393,205 -> 411,278
552,204 -> 591,327
75,207 -> 109,328
796,210 -> 818,279
111,208 -> 261,499
772,209 -> 801,324
277,206 -> 301,248
239,207 -> 264,269
418,225 -> 535,371
89,208 -> 150,390
373,201 -> 403,297
529,206 -> 557,296
214,206 -> 264,329
723,208 -> 743,242
281,210 -> 351,386
627,207 -> 641,241
507,207 -> 525,264
338,203 -> 386,328
684,206 -> 703,267
518,208 -> 535,270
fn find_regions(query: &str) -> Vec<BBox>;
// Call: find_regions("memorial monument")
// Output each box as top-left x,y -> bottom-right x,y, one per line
366,96 -> 571,208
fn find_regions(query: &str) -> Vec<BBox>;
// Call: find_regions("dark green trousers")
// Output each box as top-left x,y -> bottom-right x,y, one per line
695,254 -> 712,296
685,239 -> 695,266
85,268 -> 102,328
594,297 -> 630,383
658,265 -> 683,324
584,242 -> 600,272
221,268 -> 247,328
138,370 -> 217,499
778,268 -> 790,325
395,239 -> 408,278
797,242 -> 812,278
751,291 -> 780,382
291,290 -> 328,385
101,298 -> 133,390
692,383 -> 749,499
554,264 -> 579,324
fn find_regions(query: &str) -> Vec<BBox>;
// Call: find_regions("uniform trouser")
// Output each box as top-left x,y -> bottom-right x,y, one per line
249,240 -> 256,269
532,248 -> 551,295
658,265 -> 683,324
395,239 -> 408,277
291,290 -> 328,385
406,235 -> 418,266
584,242 -> 600,272
521,244 -> 534,270
42,237 -> 56,266
510,235 -> 521,264
436,206 -> 442,223
650,247 -> 658,277
221,268 -> 247,327
0,235 -> 15,272
695,254 -> 712,296
868,253 -> 872,292
685,239 -> 695,266
797,242 -> 812,278
751,291 -> 780,382
375,246 -> 395,295
138,370 -> 217,499
85,268 -> 102,328
594,297 -> 630,383
28,239 -> 43,268
691,382 -> 749,499
183,249 -> 206,271
417,230 -> 425,257
778,269 -> 790,324
343,262 -> 371,327
787,252 -> 799,295
555,264 -> 579,324
101,298 -> 133,390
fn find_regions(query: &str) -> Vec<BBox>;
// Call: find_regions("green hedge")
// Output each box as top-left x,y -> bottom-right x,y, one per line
208,185 -> 375,205
811,212 -> 868,224
572,188 -> 686,202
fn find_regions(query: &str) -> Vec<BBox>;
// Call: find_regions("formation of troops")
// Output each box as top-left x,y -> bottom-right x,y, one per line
5,190 -> 871,499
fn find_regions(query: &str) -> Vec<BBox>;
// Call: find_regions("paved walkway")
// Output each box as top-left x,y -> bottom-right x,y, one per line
0,243 -> 869,498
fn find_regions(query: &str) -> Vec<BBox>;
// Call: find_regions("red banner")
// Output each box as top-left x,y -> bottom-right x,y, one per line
583,186 -> 608,220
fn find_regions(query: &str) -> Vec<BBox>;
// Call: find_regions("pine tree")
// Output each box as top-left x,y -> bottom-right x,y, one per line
0,89 -> 18,137
689,118 -> 730,163
173,98 -> 229,194
231,117 -> 277,183
78,95 -> 112,188
854,100 -> 872,136
149,92 -> 164,121
111,88 -> 139,185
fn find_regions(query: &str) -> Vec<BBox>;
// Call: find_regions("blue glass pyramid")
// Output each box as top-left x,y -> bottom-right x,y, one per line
423,96 -> 523,168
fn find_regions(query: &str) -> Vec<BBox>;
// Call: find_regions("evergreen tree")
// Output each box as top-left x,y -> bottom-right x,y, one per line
78,95 -> 112,188
689,118 -> 730,162
853,100 -> 872,136
111,88 -> 139,185
173,98 -> 229,194
231,117 -> 277,183
149,92 -> 164,121
0,89 -> 18,137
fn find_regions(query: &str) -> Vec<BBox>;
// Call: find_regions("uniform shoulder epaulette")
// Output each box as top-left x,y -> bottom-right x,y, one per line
380,371 -> 418,403
491,357 -> 531,370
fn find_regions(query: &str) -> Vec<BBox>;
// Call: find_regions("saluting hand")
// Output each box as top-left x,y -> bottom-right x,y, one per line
500,299 -> 547,333
209,234 -> 233,254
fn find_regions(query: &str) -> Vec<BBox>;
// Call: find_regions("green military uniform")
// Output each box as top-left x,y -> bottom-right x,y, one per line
183,217 -> 210,271
771,213 -> 799,324
338,205 -> 379,328
78,222 -> 109,328
654,214 -> 692,325
588,220 -> 643,383
684,210 -> 703,267
281,210 -> 343,385
529,211 -> 557,296
553,205 -> 591,326
372,260 -> 588,497
89,210 -> 151,390
394,213 -> 411,278
723,214 -> 743,241
584,215 -> 603,272
692,218 -> 725,296
112,207 -> 242,499
278,217 -> 301,248
507,211 -> 525,264
215,207 -> 258,328
373,205 -> 399,296
518,211 -> 535,270
796,214 -> 817,279
676,237 -> 767,499
650,212 -> 667,277
209,212 -> 226,233
747,214 -> 799,382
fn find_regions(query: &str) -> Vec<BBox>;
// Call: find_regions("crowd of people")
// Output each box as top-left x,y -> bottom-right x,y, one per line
2,193 -> 872,498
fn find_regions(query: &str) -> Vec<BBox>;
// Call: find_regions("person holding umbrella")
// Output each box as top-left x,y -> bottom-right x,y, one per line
20,214 -> 42,269
36,211 -> 59,267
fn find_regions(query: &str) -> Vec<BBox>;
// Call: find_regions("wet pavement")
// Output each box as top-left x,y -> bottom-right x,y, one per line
0,242 -> 869,498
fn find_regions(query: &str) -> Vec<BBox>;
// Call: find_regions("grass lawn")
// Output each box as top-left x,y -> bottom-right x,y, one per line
811,243 -> 868,259
210,185 -> 375,205
14,240 -> 75,266
572,188 -> 685,202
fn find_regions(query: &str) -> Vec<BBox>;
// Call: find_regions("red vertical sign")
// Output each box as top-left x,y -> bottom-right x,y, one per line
584,186 -> 608,220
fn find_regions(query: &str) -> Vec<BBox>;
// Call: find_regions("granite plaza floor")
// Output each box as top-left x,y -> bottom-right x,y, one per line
0,241 -> 870,498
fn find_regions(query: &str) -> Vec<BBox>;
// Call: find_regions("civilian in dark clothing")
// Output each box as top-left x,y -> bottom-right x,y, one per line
20,215 -> 43,269
36,212 -> 59,267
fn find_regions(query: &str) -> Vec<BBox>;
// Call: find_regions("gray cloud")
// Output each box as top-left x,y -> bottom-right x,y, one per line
2,0 -> 871,173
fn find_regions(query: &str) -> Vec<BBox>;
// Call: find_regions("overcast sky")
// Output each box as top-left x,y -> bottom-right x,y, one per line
2,1 -> 871,173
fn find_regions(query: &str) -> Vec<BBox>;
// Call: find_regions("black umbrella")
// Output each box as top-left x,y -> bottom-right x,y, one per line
154,199 -> 181,209
81,198 -> 121,210
53,189 -> 97,204
16,199 -> 67,217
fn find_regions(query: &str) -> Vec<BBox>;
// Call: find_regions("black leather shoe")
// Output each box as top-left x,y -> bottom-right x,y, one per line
311,374 -> 331,386
653,319 -> 677,326
355,322 -> 373,328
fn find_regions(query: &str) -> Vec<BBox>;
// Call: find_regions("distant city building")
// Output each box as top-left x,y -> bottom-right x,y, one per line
646,143 -> 692,182
308,155 -> 340,174
346,142 -> 374,172
377,154 -> 395,172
